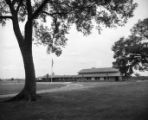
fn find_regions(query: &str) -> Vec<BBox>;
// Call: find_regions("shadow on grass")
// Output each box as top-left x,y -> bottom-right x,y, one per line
0,81 -> 148,120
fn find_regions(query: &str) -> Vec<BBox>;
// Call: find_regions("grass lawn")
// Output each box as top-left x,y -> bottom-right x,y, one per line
0,81 -> 148,120
0,82 -> 65,95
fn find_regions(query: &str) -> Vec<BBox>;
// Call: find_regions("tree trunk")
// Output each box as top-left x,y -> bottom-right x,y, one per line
9,47 -> 37,101
21,46 -> 37,101
8,21 -> 37,101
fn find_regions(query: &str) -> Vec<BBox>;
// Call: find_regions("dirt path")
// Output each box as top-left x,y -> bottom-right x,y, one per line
0,83 -> 87,98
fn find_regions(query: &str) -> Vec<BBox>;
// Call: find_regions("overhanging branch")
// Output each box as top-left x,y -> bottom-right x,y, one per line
32,0 -> 49,19
41,2 -> 96,19
42,11 -> 69,17
0,16 -> 12,19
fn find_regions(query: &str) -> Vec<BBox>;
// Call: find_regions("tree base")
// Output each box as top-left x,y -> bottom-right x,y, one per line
5,89 -> 39,102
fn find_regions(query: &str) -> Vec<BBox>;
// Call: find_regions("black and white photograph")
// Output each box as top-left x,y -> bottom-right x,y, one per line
0,0 -> 148,120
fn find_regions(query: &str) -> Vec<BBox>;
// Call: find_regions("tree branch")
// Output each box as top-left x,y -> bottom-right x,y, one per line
5,0 -> 24,47
5,0 -> 12,7
32,0 -> 49,20
12,0 -> 19,5
0,16 -> 12,19
5,0 -> 15,14
42,2 -> 96,19
12,16 -> 24,47
26,0 -> 32,20
42,11 -> 69,17
16,0 -> 23,12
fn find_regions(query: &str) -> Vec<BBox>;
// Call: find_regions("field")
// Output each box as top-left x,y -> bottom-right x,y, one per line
0,81 -> 66,95
0,81 -> 148,120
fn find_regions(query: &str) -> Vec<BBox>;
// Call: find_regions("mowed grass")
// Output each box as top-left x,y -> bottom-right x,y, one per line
0,81 -> 148,120
0,82 -> 65,95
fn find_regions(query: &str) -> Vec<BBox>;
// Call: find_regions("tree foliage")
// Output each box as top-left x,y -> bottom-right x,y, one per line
112,18 -> 148,77
0,0 -> 137,52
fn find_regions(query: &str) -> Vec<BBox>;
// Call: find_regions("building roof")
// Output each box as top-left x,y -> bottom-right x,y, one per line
78,67 -> 119,74
78,73 -> 121,77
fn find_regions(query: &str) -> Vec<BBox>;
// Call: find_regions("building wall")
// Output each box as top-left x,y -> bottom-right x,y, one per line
38,70 -> 122,82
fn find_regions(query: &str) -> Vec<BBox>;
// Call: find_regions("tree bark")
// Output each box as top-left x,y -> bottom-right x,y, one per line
19,47 -> 37,101
8,20 -> 37,101
9,47 -> 37,101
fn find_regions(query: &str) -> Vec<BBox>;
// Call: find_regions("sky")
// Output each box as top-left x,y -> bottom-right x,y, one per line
0,0 -> 148,79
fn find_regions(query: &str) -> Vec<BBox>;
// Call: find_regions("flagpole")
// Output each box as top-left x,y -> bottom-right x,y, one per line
51,56 -> 54,83
51,66 -> 52,83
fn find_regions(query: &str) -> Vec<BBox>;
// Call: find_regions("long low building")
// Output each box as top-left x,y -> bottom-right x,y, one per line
78,67 -> 122,81
37,67 -> 122,82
